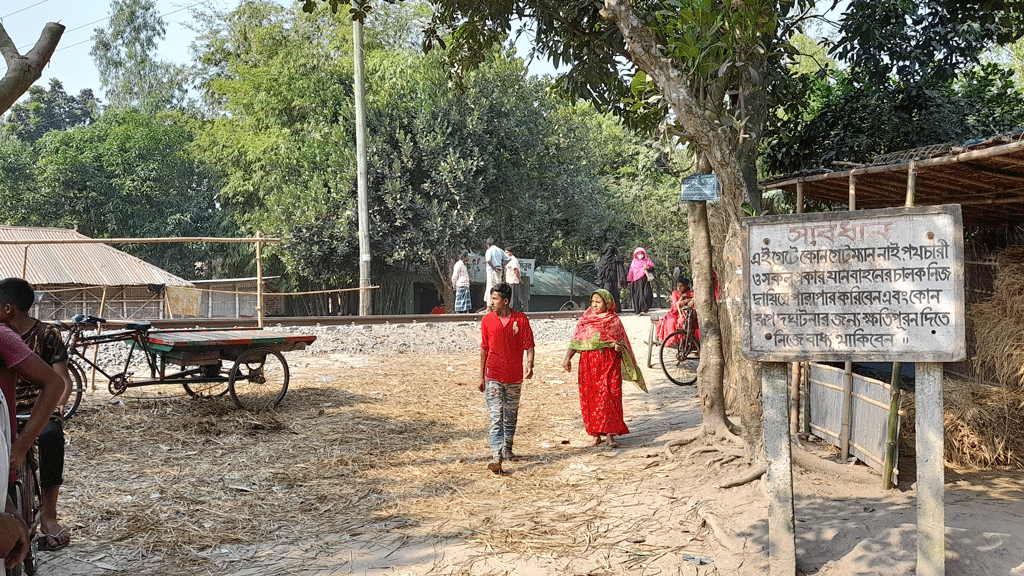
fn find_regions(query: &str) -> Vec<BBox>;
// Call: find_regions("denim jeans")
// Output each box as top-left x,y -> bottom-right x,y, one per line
484,380 -> 522,458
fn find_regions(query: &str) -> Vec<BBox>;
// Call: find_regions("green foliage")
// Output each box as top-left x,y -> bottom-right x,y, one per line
191,1 -> 664,307
91,0 -> 189,112
832,0 -> 1024,84
4,79 -> 99,143
20,109 -> 239,278
763,62 -> 1024,174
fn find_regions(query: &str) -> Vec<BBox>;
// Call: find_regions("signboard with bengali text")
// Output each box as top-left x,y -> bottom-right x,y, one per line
741,205 -> 965,362
680,173 -> 720,202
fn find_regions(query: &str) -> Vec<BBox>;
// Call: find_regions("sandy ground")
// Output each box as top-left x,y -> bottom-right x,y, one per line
30,315 -> 1024,575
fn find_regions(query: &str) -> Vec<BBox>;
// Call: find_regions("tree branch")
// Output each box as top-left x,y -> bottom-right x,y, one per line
0,22 -> 65,115
600,0 -> 714,145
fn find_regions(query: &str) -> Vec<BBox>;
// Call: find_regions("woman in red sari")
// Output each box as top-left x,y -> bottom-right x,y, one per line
655,277 -> 694,346
562,289 -> 646,447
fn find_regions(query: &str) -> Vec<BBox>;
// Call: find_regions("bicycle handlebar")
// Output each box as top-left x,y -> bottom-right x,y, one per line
72,314 -> 107,325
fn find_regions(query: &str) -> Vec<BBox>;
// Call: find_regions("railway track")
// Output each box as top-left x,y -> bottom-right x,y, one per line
131,310 -> 585,330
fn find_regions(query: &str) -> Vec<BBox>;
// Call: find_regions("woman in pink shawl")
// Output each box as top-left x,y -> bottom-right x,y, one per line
626,247 -> 655,315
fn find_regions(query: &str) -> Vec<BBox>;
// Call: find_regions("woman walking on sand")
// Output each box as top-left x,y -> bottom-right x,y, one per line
562,289 -> 646,447
626,247 -> 655,315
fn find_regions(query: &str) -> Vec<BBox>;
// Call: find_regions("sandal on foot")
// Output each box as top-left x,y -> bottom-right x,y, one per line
38,528 -> 70,551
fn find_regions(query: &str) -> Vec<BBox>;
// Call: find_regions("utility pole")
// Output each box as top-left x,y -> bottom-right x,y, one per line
353,2 -> 372,316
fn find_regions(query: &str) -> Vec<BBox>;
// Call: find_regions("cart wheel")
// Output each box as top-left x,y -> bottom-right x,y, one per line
183,364 -> 231,399
228,347 -> 289,410
63,360 -> 86,419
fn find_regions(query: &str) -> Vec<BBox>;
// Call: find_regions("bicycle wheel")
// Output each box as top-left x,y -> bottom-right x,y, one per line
63,360 -> 86,420
228,348 -> 289,410
21,462 -> 38,576
660,330 -> 700,386
183,363 -> 231,399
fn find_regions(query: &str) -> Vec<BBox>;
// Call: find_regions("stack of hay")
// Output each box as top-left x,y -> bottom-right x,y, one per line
901,246 -> 1024,469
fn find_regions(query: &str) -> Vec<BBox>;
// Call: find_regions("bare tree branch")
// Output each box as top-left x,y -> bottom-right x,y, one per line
0,22 -> 65,115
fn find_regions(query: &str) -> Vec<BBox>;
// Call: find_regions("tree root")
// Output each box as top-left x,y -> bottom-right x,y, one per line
683,446 -> 720,462
710,452 -> 743,468
696,506 -> 746,553
791,443 -> 878,485
663,428 -> 703,460
718,464 -> 766,489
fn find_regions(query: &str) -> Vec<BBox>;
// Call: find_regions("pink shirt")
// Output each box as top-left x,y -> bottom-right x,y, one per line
0,324 -> 32,436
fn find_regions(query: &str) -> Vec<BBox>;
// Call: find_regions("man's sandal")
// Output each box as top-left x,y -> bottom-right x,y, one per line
37,528 -> 70,551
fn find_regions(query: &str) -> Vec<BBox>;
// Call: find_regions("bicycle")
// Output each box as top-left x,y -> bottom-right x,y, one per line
7,417 -> 41,576
660,306 -> 701,386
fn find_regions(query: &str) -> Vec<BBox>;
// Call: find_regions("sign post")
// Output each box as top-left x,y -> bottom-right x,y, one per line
742,204 -> 964,576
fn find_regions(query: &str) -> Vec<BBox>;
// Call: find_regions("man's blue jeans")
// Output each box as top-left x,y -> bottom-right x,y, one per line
484,380 -> 521,458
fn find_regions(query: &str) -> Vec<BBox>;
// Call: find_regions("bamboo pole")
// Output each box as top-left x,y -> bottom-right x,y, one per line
881,160 -> 918,489
839,174 -> 857,460
790,181 -> 804,436
256,232 -> 264,328
88,286 -> 108,393
883,362 -> 903,490
22,245 -> 28,277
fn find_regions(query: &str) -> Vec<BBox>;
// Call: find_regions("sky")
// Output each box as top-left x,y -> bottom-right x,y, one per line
1,0 -> 562,105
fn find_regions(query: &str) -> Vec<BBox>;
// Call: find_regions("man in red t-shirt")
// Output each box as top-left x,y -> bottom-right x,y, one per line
479,283 -> 535,474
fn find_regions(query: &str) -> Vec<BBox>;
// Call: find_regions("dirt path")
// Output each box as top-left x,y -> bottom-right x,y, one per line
32,317 -> 1024,575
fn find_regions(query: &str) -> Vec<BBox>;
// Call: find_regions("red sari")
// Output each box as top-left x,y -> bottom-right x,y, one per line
655,289 -> 694,345
569,290 -> 646,437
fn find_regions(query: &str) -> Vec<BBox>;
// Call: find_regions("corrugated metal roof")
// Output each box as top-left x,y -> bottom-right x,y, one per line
0,227 -> 193,287
531,266 -> 598,297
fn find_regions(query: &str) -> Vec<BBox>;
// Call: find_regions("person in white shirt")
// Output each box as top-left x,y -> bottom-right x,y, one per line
504,248 -> 525,311
451,251 -> 472,313
484,238 -> 510,304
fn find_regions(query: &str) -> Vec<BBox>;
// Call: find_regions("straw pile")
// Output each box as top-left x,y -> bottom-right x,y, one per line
971,246 -> 1024,388
900,377 -> 1024,469
900,246 -> 1024,469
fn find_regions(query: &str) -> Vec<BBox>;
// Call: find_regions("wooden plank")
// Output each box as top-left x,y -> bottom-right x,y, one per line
145,330 -> 316,350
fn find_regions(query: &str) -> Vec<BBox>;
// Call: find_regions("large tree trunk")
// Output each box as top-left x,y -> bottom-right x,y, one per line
604,0 -> 766,461
688,197 -> 732,438
428,254 -> 456,313
0,23 -> 65,114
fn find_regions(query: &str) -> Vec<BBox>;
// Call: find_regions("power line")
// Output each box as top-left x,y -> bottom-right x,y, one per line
17,0 -> 212,52
0,0 -> 54,20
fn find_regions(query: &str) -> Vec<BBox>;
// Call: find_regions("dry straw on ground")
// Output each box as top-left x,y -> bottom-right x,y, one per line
971,245 -> 1024,388
901,246 -> 1024,469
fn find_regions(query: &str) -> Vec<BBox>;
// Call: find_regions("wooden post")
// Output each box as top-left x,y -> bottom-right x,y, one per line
87,286 -> 109,392
801,361 -> 811,435
789,362 -> 801,436
256,232 -> 264,328
22,245 -> 28,278
764,361 -> 796,576
840,361 -> 854,460
916,362 -> 945,576
883,362 -> 902,489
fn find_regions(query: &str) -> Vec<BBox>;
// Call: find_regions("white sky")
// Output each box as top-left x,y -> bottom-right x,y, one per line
1,0 -> 562,104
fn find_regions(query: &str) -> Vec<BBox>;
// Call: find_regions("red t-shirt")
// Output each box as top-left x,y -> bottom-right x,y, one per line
480,310 -> 535,384
0,324 -> 32,436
